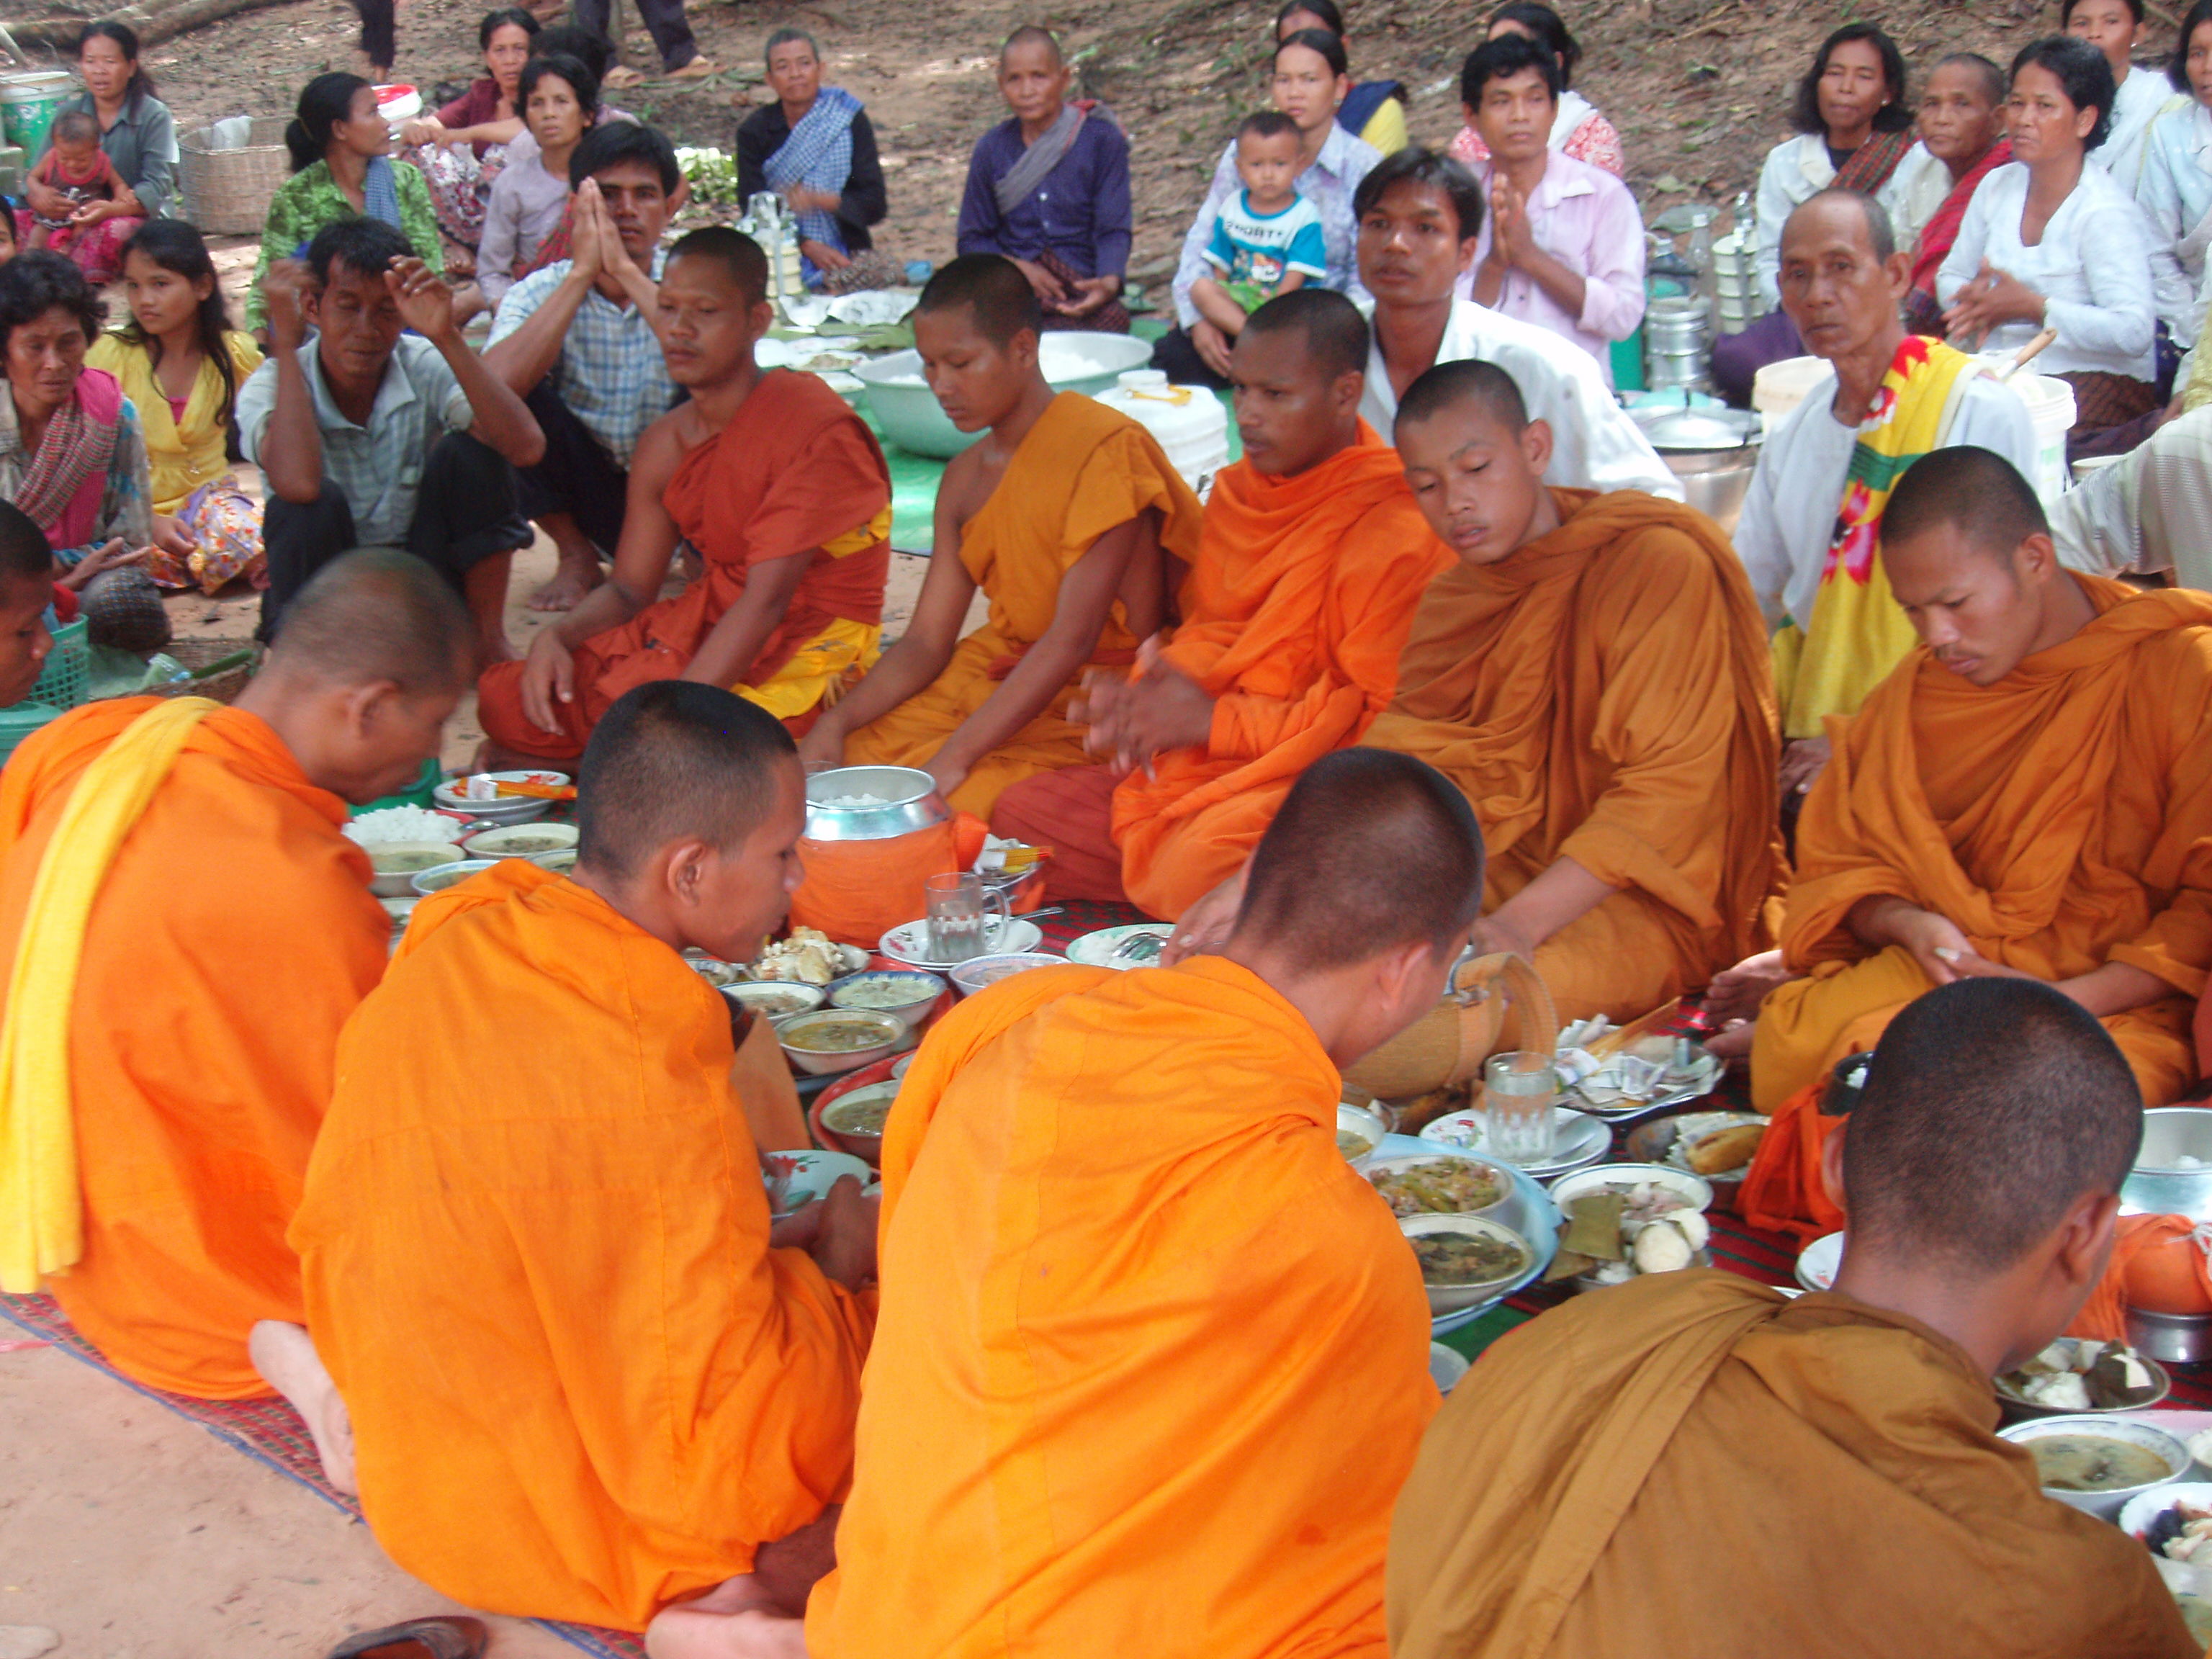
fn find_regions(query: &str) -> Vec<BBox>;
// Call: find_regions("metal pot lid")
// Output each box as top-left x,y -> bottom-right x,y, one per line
1629,406 -> 1763,451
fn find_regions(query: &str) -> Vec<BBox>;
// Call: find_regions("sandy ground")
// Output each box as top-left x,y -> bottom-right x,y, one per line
0,1341 -> 575,1658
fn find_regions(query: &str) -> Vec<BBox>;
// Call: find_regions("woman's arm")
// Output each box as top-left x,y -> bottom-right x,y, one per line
397,166 -> 446,277
840,112 -> 889,232
477,171 -> 523,305
92,400 -> 155,552
1172,148 -> 1238,328
125,99 -> 177,220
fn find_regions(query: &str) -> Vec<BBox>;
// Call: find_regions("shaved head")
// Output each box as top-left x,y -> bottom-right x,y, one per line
575,681 -> 797,882
1233,748 -> 1484,968
0,502 -> 52,585
1001,23 -> 1062,65
1395,358 -> 1529,437
1884,445 -> 2048,562
265,549 -> 472,694
1242,287 -> 1370,381
667,225 -> 768,306
917,253 -> 1044,348
1843,979 -> 2142,1274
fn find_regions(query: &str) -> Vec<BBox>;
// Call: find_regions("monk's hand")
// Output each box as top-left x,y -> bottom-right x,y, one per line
1191,318 -> 1236,378
796,719 -> 847,773
925,754 -> 969,803
1108,661 -> 1213,767
518,629 -> 577,734
1885,904 -> 1977,987
1163,866 -> 1247,966
1778,736 -> 1832,797
263,258 -> 314,354
386,257 -> 457,343
1467,914 -> 1537,963
809,1174 -> 878,1291
801,237 -> 852,273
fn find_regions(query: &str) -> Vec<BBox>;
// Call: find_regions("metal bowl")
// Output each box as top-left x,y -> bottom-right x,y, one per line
1629,404 -> 1763,531
2122,1106 -> 2212,1221
804,765 -> 948,842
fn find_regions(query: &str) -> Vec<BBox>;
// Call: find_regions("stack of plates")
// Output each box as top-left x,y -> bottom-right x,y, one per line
1419,1105 -> 1613,1182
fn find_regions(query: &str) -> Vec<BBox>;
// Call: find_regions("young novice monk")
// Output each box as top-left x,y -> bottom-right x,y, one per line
801,253 -> 1202,817
278,682 -> 876,1636
0,549 -> 472,1399
788,748 -> 1480,1659
0,503 -> 57,707
480,226 -> 893,763
1390,976 -> 2198,1658
993,287 -> 1449,916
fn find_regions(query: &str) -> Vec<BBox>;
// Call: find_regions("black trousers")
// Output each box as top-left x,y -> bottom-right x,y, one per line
260,431 -> 530,639
572,0 -> 698,73
516,383 -> 629,557
354,0 -> 395,66
1151,325 -> 1233,392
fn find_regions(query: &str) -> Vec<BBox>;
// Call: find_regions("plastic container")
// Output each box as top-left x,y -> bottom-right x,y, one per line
1975,361 -> 2075,505
0,71 -> 77,158
30,617 -> 87,711
1750,354 -> 1833,423
1090,370 -> 1230,495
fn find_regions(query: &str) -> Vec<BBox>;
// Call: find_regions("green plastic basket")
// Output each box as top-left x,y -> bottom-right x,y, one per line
0,703 -> 60,766
30,619 -> 89,711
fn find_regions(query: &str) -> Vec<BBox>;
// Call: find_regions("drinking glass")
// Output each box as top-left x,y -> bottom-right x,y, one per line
925,871 -> 1010,963
1483,1051 -> 1559,1166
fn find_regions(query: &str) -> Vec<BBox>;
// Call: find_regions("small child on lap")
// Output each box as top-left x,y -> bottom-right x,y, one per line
1188,111 -> 1328,337
27,112 -> 124,263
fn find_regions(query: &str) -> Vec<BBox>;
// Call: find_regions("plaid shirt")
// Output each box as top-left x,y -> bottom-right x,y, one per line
487,248 -> 680,470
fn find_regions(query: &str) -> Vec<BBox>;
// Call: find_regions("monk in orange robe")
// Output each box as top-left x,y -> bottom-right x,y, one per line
1730,446 -> 2212,1110
0,549 -> 472,1401
992,289 -> 1449,917
777,750 -> 1481,1659
799,254 -> 1203,819
279,683 -> 875,1637
1390,977 -> 2196,1659
479,227 -> 893,764
0,503 -> 57,707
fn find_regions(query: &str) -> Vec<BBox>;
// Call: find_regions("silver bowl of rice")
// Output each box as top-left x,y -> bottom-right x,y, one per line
804,765 -> 948,842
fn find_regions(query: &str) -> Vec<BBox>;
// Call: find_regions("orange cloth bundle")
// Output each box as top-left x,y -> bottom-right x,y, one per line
2070,1214 -> 2212,1342
788,813 -> 989,949
1736,1081 -> 1847,1245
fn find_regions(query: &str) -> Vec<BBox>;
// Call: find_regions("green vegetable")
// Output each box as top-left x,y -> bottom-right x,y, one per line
675,145 -> 743,208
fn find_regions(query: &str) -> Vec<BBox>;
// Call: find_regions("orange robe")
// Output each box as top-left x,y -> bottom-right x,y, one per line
1388,1272 -> 2196,1658
1365,490 -> 1783,1024
1754,577 -> 2212,1110
479,368 -> 893,760
841,392 -> 1204,818
0,700 -> 385,1398
806,957 -> 1437,1658
290,861 -> 872,1631
994,428 -> 1449,920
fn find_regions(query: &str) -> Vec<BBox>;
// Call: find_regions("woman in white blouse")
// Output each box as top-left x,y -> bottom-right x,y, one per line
2066,0 -> 2172,188
1941,35 -> 2159,450
2136,0 -> 2212,352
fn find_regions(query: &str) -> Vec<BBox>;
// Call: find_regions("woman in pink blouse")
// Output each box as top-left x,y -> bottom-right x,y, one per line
1447,2 -> 1622,177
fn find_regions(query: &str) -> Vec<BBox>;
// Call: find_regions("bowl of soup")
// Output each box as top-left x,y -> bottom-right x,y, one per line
366,841 -> 466,897
777,1010 -> 906,1075
1337,1102 -> 1387,1166
721,980 -> 826,1021
1400,1213 -> 1535,1315
410,858 -> 499,896
827,968 -> 945,1032
463,822 -> 580,860
816,1079 -> 899,1164
2001,1415 -> 2190,1517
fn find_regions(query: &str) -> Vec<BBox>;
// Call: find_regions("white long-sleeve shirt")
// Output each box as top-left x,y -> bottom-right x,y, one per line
1751,133 -> 1927,313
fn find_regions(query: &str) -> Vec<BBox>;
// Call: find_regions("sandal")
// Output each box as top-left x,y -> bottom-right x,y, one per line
601,64 -> 646,88
665,55 -> 720,78
325,1616 -> 488,1659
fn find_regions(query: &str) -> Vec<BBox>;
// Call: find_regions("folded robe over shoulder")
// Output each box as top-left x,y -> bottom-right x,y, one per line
0,700 -> 385,1398
1388,1272 -> 2197,1659
842,392 -> 1204,818
806,956 -> 1437,1658
1365,489 -> 1784,1023
1755,576 -> 2212,1109
479,368 -> 893,760
290,861 -> 873,1632
1105,428 -> 1451,920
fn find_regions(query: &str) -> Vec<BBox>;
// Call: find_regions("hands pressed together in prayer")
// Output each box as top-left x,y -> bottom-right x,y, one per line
1941,259 -> 2046,351
1071,639 -> 1216,773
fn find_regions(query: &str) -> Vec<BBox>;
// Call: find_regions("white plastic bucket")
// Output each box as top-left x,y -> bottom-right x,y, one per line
1982,364 -> 2075,505
1092,369 -> 1230,496
0,72 -> 78,157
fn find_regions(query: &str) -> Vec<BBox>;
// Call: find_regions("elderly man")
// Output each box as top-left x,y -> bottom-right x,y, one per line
1389,978 -> 2198,1659
1731,189 -> 2037,796
1354,147 -> 1676,496
1897,53 -> 2011,333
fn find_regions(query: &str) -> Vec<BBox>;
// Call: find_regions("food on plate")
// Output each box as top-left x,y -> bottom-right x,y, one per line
686,958 -> 747,988
368,848 -> 455,873
1684,1121 -> 1766,1176
2000,1338 -> 2161,1411
1411,1228 -> 1529,1287
1548,1181 -> 1709,1285
346,805 -> 467,846
729,986 -> 818,1017
1369,1158 -> 1506,1217
476,832 -> 569,854
1337,1130 -> 1375,1159
832,976 -> 938,1010
823,1092 -> 896,1136
783,1017 -> 896,1053
2027,1434 -> 2172,1493
2146,1498 -> 2212,1563
413,866 -> 477,893
755,925 -> 860,986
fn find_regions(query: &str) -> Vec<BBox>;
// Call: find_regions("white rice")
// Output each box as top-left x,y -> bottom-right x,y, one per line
817,792 -> 891,808
345,806 -> 467,846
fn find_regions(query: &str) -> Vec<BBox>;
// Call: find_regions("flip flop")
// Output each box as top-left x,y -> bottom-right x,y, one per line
325,1616 -> 488,1659
665,56 -> 720,78
601,65 -> 646,88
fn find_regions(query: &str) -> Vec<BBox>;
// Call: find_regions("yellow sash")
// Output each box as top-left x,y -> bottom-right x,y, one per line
0,698 -> 217,1291
1773,337 -> 1972,739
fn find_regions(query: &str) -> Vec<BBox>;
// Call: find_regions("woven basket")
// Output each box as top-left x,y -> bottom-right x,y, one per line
153,638 -> 259,705
1342,950 -> 1560,1102
179,117 -> 290,236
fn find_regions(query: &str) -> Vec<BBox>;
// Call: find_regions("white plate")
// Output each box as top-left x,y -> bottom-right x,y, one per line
879,917 -> 1044,970
1066,922 -> 1174,968
1796,1230 -> 1845,1293
1420,1105 -> 1611,1174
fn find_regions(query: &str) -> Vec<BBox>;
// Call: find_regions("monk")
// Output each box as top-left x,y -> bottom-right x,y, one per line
791,749 -> 1479,1659
1174,360 -> 1780,1033
798,253 -> 1203,818
0,549 -> 471,1400
477,225 -> 894,764
992,287 -> 1449,916
1725,445 -> 2212,1110
274,682 -> 875,1638
0,501 -> 57,706
1388,976 -> 2197,1659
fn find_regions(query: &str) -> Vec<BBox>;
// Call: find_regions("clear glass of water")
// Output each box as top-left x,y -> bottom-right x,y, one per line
925,871 -> 1008,963
1483,1051 -> 1559,1166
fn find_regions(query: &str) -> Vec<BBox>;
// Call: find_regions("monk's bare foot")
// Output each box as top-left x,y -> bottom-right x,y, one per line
249,1320 -> 358,1496
1701,948 -> 1791,1025
475,628 -> 521,673
528,552 -> 603,613
645,1577 -> 808,1659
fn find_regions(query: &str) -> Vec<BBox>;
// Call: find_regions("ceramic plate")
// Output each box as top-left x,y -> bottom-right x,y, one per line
879,917 -> 1044,971
1366,1134 -> 1561,1334
1066,922 -> 1174,968
1796,1230 -> 1845,1293
1419,1105 -> 1612,1177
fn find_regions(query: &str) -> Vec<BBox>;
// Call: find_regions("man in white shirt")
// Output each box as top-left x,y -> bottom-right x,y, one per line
1352,146 -> 1678,498
1734,189 -> 2038,794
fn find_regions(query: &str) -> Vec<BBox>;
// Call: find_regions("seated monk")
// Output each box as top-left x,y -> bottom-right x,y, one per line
991,287 -> 1449,917
1388,976 -> 2198,1659
1175,360 -> 1781,1034
0,549 -> 472,1400
0,503 -> 58,706
799,253 -> 1203,818
786,749 -> 1478,1659
478,225 -> 894,764
270,683 -> 876,1638
1730,446 -> 2212,1110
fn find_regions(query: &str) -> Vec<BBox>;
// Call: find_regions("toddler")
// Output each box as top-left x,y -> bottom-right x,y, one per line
27,112 -> 123,259
1191,110 -> 1327,335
